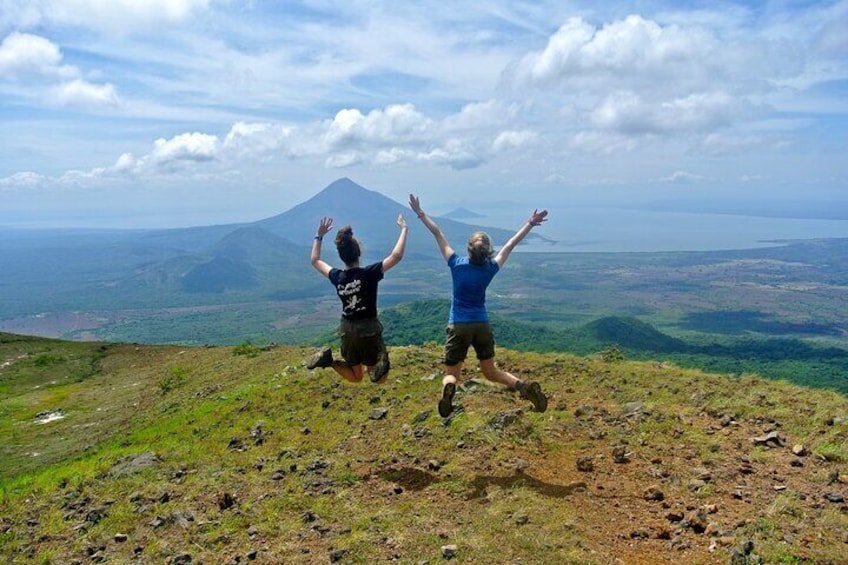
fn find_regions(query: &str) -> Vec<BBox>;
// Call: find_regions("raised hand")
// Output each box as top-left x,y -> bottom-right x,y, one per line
397,213 -> 407,229
409,194 -> 423,216
528,209 -> 548,227
317,216 -> 334,237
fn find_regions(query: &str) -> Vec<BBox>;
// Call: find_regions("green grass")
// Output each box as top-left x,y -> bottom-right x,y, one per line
1,336 -> 847,564
813,442 -> 846,463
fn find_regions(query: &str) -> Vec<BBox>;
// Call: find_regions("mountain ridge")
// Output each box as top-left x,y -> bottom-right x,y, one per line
442,206 -> 486,219
255,177 -> 530,257
371,299 -> 848,392
0,177 -> 535,310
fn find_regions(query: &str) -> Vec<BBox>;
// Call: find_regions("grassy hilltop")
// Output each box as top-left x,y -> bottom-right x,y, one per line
1,333 -> 847,564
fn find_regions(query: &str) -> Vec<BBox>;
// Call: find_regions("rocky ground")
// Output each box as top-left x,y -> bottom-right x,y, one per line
1,341 -> 846,564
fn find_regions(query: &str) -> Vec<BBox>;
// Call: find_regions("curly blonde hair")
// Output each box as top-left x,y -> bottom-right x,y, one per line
467,231 -> 493,265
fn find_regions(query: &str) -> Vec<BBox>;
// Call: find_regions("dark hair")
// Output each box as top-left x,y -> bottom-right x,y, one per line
467,231 -> 493,265
335,225 -> 361,266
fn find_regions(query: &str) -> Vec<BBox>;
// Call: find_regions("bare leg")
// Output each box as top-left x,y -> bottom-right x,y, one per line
479,357 -> 520,388
480,358 -> 547,412
439,362 -> 463,418
443,362 -> 462,388
332,361 -> 364,383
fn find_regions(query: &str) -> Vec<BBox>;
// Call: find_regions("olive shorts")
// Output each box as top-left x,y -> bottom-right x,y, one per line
444,322 -> 495,366
339,317 -> 385,367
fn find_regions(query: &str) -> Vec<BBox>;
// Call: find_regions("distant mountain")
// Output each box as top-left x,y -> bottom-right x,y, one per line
0,178 -> 542,314
442,207 -> 485,219
255,177 -> 524,259
138,223 -> 250,253
583,316 -> 687,353
181,257 -> 259,293
180,226 -> 315,294
209,226 -> 303,266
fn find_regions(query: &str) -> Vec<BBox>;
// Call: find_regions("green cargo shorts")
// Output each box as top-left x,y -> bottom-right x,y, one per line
444,322 -> 495,366
339,317 -> 385,367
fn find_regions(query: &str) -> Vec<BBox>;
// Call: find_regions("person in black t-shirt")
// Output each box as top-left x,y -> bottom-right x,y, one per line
307,214 -> 408,383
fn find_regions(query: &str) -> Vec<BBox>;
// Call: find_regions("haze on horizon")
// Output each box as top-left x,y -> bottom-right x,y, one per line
1,1 -> 846,230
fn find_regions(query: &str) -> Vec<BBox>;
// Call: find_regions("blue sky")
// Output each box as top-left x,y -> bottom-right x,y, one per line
0,0 -> 846,228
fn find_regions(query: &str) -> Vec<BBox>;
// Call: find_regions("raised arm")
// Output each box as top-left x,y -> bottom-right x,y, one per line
381,214 -> 408,273
494,209 -> 548,268
409,194 -> 454,261
310,216 -> 334,278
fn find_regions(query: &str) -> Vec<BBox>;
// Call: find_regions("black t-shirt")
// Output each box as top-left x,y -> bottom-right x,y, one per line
328,262 -> 384,320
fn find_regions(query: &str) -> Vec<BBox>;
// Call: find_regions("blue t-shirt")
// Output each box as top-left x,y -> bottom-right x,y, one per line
447,253 -> 500,323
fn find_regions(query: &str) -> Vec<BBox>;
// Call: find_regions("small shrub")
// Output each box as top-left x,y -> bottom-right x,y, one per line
32,354 -> 63,367
767,493 -> 803,519
158,366 -> 188,394
233,342 -> 261,358
337,470 -> 362,486
601,344 -> 625,363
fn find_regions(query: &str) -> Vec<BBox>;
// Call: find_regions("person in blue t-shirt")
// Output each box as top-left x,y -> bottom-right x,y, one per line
409,194 -> 549,417
307,214 -> 408,384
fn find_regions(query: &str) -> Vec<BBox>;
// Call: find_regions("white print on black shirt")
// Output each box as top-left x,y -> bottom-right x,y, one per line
337,279 -> 365,314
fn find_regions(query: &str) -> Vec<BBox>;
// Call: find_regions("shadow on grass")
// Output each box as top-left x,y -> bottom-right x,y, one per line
377,466 -> 588,500
378,466 -> 439,491
467,470 -> 588,499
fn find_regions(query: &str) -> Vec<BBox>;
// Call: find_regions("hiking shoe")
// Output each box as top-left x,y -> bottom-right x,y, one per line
306,347 -> 333,369
520,381 -> 548,413
370,346 -> 390,383
438,382 -> 456,418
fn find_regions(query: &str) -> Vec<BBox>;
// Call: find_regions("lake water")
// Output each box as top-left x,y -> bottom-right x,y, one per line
463,206 -> 848,253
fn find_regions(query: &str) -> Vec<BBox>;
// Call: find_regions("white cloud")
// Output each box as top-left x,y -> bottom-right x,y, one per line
59,167 -> 107,185
323,104 -> 433,148
317,105 -> 490,170
151,132 -> 219,165
0,32 -> 74,79
443,100 -> 517,131
660,170 -> 703,183
0,32 -> 120,109
1,0 -> 211,32
591,91 -> 744,134
492,130 -> 537,152
0,1 -> 844,226
0,1 -> 44,29
738,174 -> 766,183
698,132 -> 770,156
325,152 -> 362,169
222,122 -> 299,159
52,79 -> 119,107
101,132 -> 221,177
566,130 -> 638,155
33,103 -> 488,183
113,153 -> 137,174
0,171 -> 46,189
515,15 -> 717,91
506,13 -> 804,139
373,148 -> 412,165
518,17 -> 595,85
417,139 -> 482,171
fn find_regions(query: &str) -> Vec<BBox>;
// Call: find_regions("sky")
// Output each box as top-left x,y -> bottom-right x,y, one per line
0,0 -> 846,228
